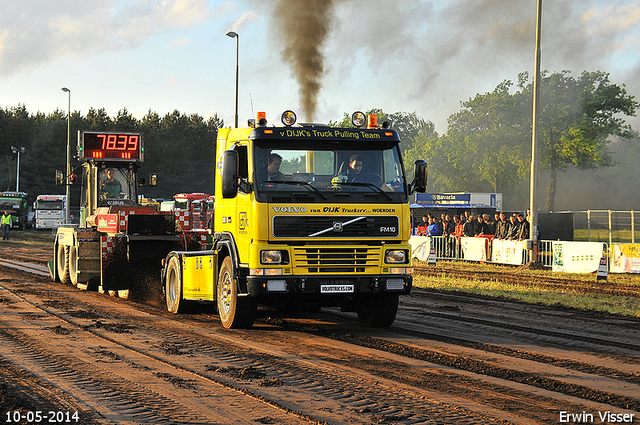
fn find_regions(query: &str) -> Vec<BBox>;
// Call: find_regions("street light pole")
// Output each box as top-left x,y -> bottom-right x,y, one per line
226,31 -> 239,128
61,87 -> 71,225
10,146 -> 25,191
529,0 -> 542,258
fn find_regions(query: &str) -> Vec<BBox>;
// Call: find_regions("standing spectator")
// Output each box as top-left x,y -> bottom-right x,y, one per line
417,216 -> 429,236
484,214 -> 496,235
463,215 -> 476,237
516,213 -> 530,240
2,210 -> 12,241
495,212 -> 508,239
452,216 -> 465,258
442,214 -> 456,257
443,214 -> 456,237
426,217 -> 441,236
506,214 -> 520,239
475,214 -> 489,236
453,216 -> 464,237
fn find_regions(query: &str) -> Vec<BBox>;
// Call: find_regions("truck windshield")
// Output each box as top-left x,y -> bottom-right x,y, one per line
36,200 -> 64,210
253,142 -> 408,203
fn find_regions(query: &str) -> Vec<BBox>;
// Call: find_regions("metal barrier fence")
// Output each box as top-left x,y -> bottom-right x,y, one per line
420,236 -> 596,270
572,210 -> 639,245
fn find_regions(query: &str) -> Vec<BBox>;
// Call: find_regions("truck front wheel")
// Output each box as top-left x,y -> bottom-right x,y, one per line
356,293 -> 399,328
217,257 -> 257,329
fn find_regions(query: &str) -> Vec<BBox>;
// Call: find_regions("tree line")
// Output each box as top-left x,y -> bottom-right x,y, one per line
1,69 -> 638,211
0,106 -> 222,204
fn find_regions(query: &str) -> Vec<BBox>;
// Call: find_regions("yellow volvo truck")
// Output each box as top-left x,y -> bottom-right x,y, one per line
163,111 -> 427,328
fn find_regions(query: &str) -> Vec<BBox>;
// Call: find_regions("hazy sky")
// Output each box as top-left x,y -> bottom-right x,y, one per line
2,0 -> 640,134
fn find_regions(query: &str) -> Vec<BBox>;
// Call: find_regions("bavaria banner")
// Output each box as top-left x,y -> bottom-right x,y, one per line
552,241 -> 605,273
461,237 -> 488,262
492,239 -> 526,265
410,235 -> 431,261
610,243 -> 640,273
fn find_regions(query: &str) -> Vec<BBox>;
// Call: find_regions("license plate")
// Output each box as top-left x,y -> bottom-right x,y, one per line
320,285 -> 355,293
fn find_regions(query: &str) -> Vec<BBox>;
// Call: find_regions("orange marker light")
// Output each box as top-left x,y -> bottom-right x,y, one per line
368,114 -> 378,129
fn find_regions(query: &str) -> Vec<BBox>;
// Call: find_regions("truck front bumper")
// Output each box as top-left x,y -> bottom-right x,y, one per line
245,274 -> 412,298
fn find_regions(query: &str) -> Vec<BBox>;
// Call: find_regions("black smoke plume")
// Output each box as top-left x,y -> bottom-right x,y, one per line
273,0 -> 336,121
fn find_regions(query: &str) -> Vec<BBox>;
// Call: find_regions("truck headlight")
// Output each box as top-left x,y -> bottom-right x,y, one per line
385,250 -> 407,264
261,250 -> 282,264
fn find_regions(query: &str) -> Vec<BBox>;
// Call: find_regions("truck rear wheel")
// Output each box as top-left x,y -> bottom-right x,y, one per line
356,293 -> 399,328
165,256 -> 186,314
57,244 -> 70,285
217,257 -> 257,329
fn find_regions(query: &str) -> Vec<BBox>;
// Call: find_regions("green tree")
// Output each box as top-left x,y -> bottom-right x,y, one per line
430,80 -> 531,196
522,71 -> 639,211
435,70 -> 638,210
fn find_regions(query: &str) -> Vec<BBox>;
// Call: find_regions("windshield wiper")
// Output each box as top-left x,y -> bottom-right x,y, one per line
268,180 -> 328,200
334,182 -> 392,201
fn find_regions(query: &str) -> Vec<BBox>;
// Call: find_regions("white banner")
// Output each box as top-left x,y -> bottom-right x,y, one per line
461,237 -> 488,262
410,235 -> 431,261
491,239 -> 525,265
552,241 -> 605,273
610,243 -> 640,273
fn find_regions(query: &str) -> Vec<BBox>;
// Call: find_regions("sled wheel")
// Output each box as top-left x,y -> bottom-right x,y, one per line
57,244 -> 70,285
69,245 -> 79,287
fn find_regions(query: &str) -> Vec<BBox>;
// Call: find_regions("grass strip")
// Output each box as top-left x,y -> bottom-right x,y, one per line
413,273 -> 640,318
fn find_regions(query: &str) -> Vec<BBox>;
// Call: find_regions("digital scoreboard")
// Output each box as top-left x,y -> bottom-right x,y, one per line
78,131 -> 144,161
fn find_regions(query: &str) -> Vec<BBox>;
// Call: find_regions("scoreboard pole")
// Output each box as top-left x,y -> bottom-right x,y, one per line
65,92 -> 71,225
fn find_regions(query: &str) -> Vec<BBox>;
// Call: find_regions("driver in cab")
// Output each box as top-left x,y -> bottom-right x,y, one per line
100,169 -> 123,199
341,154 -> 362,182
265,153 -> 285,182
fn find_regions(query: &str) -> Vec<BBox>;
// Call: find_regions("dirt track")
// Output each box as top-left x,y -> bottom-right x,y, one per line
1,237 -> 639,424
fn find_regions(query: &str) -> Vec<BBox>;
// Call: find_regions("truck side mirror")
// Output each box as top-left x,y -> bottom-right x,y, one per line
411,160 -> 428,194
138,173 -> 158,187
221,150 -> 239,198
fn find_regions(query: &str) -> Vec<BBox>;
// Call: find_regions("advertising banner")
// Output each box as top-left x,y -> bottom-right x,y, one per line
610,243 -> 640,273
552,241 -> 605,273
410,235 -> 431,261
492,239 -> 526,265
461,237 -> 488,262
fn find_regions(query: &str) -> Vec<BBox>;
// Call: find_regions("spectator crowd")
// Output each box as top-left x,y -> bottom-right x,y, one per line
414,210 -> 538,257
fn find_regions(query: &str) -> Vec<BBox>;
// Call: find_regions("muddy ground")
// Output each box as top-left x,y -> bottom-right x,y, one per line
1,232 -> 639,424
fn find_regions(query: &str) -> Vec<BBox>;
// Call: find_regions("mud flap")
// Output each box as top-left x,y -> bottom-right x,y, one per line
48,260 -> 56,281
101,234 -> 129,290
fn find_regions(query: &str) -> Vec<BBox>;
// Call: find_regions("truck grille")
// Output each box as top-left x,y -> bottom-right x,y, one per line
293,246 -> 381,273
273,215 -> 398,238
